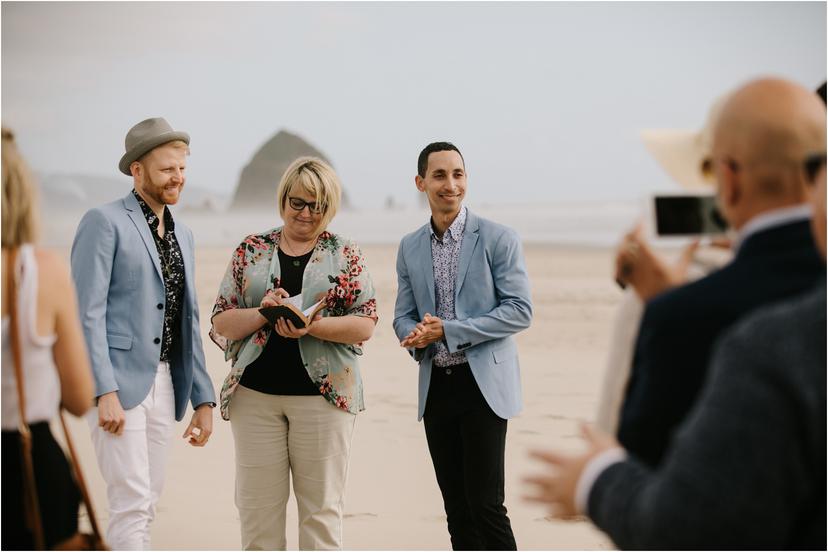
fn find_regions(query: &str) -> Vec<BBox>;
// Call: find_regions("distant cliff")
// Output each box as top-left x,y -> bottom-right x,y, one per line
231,130 -> 349,210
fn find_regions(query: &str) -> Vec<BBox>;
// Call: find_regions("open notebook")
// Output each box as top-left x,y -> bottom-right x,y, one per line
259,294 -> 325,330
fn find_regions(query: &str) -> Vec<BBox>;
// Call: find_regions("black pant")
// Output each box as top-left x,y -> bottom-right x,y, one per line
1,422 -> 80,550
423,362 -> 517,551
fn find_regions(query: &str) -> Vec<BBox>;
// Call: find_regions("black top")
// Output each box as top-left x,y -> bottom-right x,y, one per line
240,248 -> 319,396
133,189 -> 185,363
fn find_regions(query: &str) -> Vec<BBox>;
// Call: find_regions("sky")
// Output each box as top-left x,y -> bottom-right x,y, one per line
2,1 -> 826,208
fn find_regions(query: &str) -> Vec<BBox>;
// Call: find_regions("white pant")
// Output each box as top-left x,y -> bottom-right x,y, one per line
88,363 -> 175,550
230,386 -> 356,550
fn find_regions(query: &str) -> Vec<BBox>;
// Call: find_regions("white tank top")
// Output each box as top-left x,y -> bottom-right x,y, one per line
1,244 -> 60,430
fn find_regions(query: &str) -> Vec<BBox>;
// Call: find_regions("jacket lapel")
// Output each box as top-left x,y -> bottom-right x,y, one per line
455,210 -> 480,300
417,224 -> 436,311
124,191 -> 164,281
178,224 -> 194,308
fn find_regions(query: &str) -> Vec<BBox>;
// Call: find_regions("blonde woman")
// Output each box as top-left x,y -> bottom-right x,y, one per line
211,157 -> 377,550
1,128 -> 94,548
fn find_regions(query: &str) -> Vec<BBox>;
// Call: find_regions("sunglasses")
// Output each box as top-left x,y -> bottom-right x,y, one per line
288,196 -> 324,214
804,153 -> 826,184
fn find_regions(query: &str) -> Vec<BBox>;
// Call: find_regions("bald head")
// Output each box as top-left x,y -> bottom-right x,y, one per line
711,78 -> 826,229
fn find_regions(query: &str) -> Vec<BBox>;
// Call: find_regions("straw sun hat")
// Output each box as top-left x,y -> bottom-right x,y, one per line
640,95 -> 728,190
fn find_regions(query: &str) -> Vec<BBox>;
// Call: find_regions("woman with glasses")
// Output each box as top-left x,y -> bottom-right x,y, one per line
210,157 -> 377,550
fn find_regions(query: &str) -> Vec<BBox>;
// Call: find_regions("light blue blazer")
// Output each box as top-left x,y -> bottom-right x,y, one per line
70,191 -> 215,421
393,209 -> 533,420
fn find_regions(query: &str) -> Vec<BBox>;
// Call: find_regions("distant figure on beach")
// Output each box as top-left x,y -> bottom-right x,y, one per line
393,142 -> 532,550
210,157 -> 377,550
2,127 -> 94,549
612,77 -> 826,468
524,91 -> 826,548
70,117 -> 216,550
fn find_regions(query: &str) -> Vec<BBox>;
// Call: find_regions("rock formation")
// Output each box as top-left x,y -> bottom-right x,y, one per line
231,130 -> 348,210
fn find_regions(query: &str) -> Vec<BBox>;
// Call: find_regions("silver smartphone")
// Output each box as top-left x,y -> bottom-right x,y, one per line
653,194 -> 728,236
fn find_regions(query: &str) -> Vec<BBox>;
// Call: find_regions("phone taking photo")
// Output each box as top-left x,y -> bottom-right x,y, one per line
653,194 -> 728,237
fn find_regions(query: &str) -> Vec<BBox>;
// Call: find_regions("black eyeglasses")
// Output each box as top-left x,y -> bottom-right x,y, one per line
288,196 -> 324,214
804,153 -> 826,184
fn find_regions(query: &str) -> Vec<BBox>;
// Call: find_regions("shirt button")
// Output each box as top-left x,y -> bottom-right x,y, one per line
154,337 -> 161,344
445,368 -> 452,375
157,303 -> 164,310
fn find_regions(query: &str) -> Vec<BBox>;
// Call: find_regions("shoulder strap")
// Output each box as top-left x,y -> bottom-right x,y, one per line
58,410 -> 105,545
7,247 -> 46,550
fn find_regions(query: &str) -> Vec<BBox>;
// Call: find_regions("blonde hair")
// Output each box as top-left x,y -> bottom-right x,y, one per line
276,157 -> 342,234
2,127 -> 39,247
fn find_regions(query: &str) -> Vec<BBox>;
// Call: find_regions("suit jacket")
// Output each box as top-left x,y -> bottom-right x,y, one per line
393,209 -> 533,420
590,284 -> 826,550
617,219 -> 824,466
71,191 -> 215,421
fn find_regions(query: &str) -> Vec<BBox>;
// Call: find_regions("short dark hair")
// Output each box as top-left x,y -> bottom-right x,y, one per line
417,142 -> 465,178
817,81 -> 826,105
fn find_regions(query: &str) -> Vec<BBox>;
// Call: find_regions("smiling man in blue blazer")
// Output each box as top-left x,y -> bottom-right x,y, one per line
71,118 -> 215,550
394,142 -> 533,550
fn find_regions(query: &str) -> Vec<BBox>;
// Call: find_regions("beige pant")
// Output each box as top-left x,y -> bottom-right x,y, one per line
229,385 -> 356,550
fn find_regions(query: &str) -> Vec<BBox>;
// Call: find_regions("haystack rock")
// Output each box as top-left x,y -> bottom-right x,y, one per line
231,130 -> 349,210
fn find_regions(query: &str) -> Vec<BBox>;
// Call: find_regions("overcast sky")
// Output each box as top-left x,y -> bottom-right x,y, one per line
2,2 -> 825,208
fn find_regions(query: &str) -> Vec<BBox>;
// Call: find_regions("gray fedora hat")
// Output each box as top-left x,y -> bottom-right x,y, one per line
119,117 -> 190,175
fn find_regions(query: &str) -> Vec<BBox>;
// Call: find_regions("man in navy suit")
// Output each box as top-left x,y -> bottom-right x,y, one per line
71,118 -> 215,550
615,79 -> 826,467
524,77 -> 826,549
394,142 -> 532,550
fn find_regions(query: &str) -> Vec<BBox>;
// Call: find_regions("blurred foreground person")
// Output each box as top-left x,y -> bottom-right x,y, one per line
596,94 -> 733,433
524,79 -> 827,550
616,78 -> 826,466
211,157 -> 377,550
71,117 -> 216,549
1,128 -> 95,548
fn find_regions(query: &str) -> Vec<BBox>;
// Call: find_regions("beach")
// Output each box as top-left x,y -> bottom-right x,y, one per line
56,242 -> 622,550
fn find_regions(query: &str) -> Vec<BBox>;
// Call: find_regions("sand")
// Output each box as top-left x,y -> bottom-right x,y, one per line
57,243 -> 623,550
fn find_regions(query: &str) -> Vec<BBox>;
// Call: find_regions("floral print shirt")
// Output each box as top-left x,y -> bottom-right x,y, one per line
210,228 -> 378,420
430,206 -> 468,367
132,189 -> 185,363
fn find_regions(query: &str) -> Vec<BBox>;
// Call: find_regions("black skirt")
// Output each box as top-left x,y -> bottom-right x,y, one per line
1,421 -> 80,550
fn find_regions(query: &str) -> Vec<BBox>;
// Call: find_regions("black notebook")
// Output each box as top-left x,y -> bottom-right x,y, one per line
259,299 -> 325,330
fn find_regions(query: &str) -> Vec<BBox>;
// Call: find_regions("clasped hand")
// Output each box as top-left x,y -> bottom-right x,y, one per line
260,287 -> 321,339
400,313 -> 444,349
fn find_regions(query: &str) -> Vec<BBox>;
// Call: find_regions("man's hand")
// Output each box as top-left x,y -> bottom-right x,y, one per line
615,224 -> 698,301
97,391 -> 126,436
400,313 -> 444,349
523,423 -> 619,519
182,404 -> 213,447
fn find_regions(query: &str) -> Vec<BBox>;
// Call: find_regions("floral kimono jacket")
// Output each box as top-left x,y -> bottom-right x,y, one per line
210,228 -> 377,420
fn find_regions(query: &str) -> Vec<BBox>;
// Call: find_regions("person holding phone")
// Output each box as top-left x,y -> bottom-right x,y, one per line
615,77 -> 826,467
595,94 -> 734,434
210,157 -> 377,550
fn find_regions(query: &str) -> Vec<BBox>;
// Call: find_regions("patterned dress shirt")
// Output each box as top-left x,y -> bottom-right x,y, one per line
133,189 -> 185,363
430,206 -> 468,367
